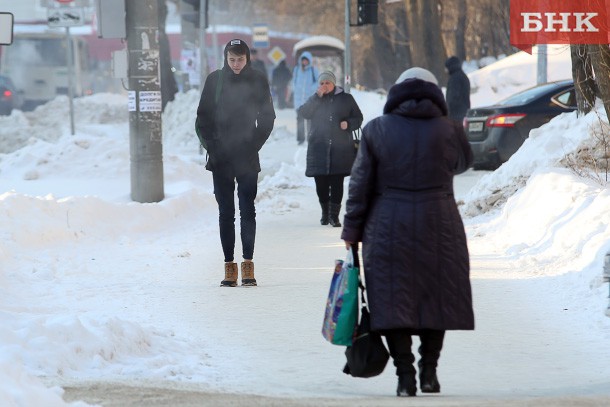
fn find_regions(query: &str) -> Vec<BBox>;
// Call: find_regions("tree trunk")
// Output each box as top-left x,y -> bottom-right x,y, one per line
570,45 -> 596,116
420,0 -> 448,84
405,0 -> 425,66
372,1 -> 411,89
454,0 -> 466,61
587,44 -> 610,120
407,0 -> 448,84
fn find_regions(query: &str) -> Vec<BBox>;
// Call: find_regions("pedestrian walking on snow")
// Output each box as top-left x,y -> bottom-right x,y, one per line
196,39 -> 276,287
298,71 -> 363,227
271,60 -> 292,109
250,49 -> 268,78
341,67 -> 474,397
444,56 -> 471,123
292,52 -> 319,145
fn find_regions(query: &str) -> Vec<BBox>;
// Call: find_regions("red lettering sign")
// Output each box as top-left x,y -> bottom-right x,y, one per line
510,0 -> 610,53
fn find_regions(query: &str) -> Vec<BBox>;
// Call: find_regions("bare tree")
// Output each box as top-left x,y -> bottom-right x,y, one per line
405,0 -> 448,84
570,45 -> 596,116
454,0 -> 467,61
587,44 -> 610,120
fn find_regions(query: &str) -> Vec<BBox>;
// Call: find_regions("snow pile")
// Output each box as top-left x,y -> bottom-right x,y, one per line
0,93 -> 128,155
462,106 -> 607,216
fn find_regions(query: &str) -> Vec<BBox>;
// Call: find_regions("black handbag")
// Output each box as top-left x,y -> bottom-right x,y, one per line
343,249 -> 390,378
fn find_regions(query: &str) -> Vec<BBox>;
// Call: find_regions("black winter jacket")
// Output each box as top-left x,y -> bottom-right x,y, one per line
196,64 -> 275,177
298,87 -> 363,177
341,78 -> 474,331
445,56 -> 471,122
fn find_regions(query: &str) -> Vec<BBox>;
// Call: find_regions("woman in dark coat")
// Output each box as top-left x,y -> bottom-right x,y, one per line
298,71 -> 363,227
341,67 -> 474,397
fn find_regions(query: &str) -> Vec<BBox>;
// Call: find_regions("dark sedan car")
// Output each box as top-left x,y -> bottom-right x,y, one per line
0,75 -> 23,116
464,79 -> 576,170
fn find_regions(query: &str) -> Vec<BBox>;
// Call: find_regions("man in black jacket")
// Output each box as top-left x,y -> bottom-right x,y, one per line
196,39 -> 276,287
444,56 -> 471,123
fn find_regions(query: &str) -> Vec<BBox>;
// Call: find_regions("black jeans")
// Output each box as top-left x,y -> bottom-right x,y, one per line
212,171 -> 258,263
314,175 -> 345,205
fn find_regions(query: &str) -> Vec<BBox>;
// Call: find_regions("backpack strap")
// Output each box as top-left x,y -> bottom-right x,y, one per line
215,70 -> 224,104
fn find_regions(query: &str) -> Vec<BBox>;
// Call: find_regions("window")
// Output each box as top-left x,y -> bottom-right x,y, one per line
552,89 -> 576,109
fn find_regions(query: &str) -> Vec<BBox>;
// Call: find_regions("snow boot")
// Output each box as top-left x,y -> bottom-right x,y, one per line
329,203 -> 342,227
418,361 -> 440,393
385,330 -> 417,397
241,261 -> 257,286
418,330 -> 444,393
220,262 -> 238,287
320,201 -> 330,225
397,374 -> 417,397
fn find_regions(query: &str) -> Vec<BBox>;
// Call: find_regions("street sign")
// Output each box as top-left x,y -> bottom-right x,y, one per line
0,12 -> 14,45
47,0 -> 85,27
47,7 -> 84,27
252,23 -> 269,49
267,46 -> 286,66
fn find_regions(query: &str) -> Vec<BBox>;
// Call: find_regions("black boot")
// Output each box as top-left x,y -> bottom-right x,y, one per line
397,374 -> 417,397
418,362 -> 440,393
329,203 -> 342,227
320,202 -> 330,225
418,330 -> 444,393
385,330 -> 417,397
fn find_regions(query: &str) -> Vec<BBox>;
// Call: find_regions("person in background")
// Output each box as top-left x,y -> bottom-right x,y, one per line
196,39 -> 276,287
298,71 -> 363,227
444,56 -> 471,123
250,49 -> 268,77
292,51 -> 319,145
271,59 -> 292,109
341,67 -> 474,397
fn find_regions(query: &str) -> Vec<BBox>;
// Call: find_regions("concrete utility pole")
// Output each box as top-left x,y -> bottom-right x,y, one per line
344,0 -> 351,93
537,44 -> 548,85
126,0 -> 164,203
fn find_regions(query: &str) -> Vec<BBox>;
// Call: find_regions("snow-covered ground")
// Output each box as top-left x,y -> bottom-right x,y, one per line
1,47 -> 610,406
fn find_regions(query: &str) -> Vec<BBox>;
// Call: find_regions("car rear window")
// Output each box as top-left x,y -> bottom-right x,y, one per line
497,83 -> 565,106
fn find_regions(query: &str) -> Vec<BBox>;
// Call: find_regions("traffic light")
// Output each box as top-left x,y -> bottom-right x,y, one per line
357,0 -> 378,25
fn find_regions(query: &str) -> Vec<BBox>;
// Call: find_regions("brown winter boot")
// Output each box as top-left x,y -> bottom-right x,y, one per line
220,262 -> 238,287
241,261 -> 257,286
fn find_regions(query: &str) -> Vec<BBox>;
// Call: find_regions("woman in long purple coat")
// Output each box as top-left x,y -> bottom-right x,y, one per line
341,67 -> 474,397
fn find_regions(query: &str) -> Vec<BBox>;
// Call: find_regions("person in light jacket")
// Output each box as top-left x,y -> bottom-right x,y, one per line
341,67 -> 474,397
298,71 -> 363,227
292,51 -> 319,144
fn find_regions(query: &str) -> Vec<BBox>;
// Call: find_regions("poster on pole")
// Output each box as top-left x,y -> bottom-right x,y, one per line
139,91 -> 162,112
